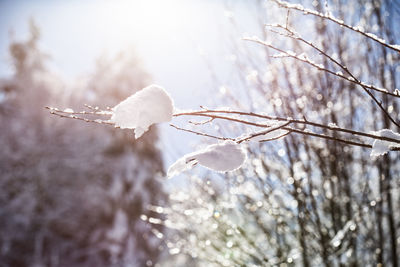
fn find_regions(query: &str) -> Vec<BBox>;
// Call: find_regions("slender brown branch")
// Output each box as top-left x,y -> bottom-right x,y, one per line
237,121 -> 291,143
174,111 -> 373,148
258,130 -> 292,142
169,124 -> 234,141
176,111 -> 372,148
174,109 -> 400,144
46,106 -> 400,150
46,109 -> 114,126
174,111 -> 272,128
286,127 -> 371,148
188,118 -> 214,125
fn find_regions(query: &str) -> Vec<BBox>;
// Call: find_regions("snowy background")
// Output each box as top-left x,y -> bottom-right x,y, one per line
1,0 -> 400,266
0,0 -> 260,169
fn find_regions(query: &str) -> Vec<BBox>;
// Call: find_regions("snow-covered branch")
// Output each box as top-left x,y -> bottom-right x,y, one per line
265,23 -> 400,98
243,36 -> 400,128
47,84 -> 400,170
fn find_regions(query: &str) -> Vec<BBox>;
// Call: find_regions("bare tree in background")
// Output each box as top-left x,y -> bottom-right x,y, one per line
157,0 -> 400,266
40,0 -> 400,266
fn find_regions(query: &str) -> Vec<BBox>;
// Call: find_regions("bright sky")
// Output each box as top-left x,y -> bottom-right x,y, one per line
0,0 -> 261,172
0,0 -> 247,102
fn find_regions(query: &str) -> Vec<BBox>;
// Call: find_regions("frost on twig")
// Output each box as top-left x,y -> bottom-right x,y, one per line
47,84 -> 175,139
46,106 -> 114,125
48,83 -> 400,175
265,23 -> 399,98
246,26 -> 400,128
272,0 -> 400,53
167,140 -> 247,178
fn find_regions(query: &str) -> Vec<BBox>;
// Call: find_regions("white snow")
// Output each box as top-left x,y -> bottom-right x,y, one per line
167,140 -> 247,178
335,71 -> 343,76
110,85 -> 174,139
252,129 -> 288,141
63,108 -> 74,113
370,129 -> 400,158
331,220 -> 356,248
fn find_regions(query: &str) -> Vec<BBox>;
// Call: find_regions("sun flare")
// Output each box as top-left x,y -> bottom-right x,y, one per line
95,0 -> 186,42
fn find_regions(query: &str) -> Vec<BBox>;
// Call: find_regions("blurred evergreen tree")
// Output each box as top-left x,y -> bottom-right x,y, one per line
0,20 -> 166,267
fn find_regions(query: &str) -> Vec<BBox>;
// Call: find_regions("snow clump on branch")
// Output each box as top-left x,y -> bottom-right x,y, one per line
370,129 -> 400,158
110,84 -> 174,138
167,140 -> 247,178
109,84 -> 247,176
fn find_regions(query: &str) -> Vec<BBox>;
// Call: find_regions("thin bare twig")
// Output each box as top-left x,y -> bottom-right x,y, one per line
266,24 -> 400,98
175,111 -> 374,148
272,0 -> 400,53
47,110 -> 114,126
243,36 -> 400,128
189,118 -> 214,125
175,109 -> 400,150
174,109 -> 400,144
169,124 -> 234,141
46,106 -> 400,151
259,130 -> 292,142
237,121 -> 291,143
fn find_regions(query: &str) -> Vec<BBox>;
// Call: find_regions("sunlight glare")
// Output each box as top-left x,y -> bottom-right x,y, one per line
96,0 -> 186,44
